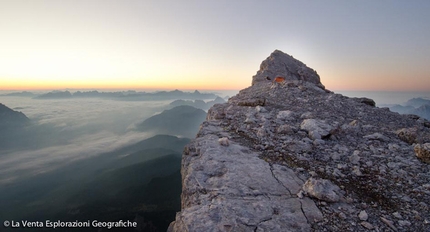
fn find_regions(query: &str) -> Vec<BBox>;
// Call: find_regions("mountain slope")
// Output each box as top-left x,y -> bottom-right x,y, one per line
0,103 -> 29,128
138,105 -> 206,138
169,50 -> 430,232
0,134 -> 190,232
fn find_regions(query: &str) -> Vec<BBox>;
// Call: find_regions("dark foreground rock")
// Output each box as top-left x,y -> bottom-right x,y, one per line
169,50 -> 430,231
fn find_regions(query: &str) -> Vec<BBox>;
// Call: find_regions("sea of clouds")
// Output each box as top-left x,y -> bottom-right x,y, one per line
0,96 -> 168,183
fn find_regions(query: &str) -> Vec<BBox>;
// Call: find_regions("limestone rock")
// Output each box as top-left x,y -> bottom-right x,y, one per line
237,98 -> 265,107
277,124 -> 294,134
277,110 -> 295,120
360,221 -> 374,230
300,119 -> 333,140
218,137 -> 229,146
302,178 -> 342,202
414,143 -> 430,164
358,210 -> 369,221
363,132 -> 389,142
171,50 -> 430,232
353,97 -> 376,107
171,133 -> 321,231
252,50 -> 323,88
397,127 -> 418,144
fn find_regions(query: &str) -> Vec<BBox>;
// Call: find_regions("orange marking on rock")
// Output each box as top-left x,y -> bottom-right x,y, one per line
274,76 -> 285,83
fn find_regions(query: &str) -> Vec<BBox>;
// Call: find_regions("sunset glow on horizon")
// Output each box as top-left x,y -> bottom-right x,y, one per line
1,1 -> 430,92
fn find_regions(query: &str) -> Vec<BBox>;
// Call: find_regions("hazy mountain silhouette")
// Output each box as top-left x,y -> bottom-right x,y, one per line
1,135 -> 189,232
412,104 -> 430,120
0,91 -> 37,97
0,103 -> 30,128
389,97 -> 430,120
169,96 -> 225,110
389,104 -> 416,114
405,97 -> 430,107
138,105 -> 206,138
0,103 -> 32,150
32,89 -> 220,101
34,90 -> 73,99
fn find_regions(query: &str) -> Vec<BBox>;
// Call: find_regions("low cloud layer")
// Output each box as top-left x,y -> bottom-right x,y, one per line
0,96 -> 168,184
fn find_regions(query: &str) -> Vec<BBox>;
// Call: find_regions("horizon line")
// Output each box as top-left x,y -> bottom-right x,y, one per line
1,87 -> 429,93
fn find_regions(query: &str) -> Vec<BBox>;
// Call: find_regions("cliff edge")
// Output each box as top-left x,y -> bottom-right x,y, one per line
169,50 -> 430,231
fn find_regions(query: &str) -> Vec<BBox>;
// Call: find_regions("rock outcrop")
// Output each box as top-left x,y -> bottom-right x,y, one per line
251,50 -> 324,89
169,50 -> 430,231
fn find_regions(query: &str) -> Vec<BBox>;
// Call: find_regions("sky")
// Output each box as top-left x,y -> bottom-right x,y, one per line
1,0 -> 430,91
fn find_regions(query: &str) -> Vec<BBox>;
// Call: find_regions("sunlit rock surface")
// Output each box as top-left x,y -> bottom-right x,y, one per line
169,50 -> 430,231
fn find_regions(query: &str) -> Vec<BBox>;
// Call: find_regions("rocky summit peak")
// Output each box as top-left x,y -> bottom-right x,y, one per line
252,49 -> 323,89
169,51 -> 430,232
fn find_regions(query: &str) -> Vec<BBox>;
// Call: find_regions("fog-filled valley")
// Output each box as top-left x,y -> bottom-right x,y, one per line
0,90 -> 229,232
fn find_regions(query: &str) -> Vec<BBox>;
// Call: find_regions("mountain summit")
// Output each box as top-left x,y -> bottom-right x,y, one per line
169,50 -> 430,231
252,50 -> 324,89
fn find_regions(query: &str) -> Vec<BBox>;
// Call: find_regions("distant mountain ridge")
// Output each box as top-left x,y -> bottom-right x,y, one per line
389,97 -> 430,120
405,97 -> 430,107
0,91 -> 37,97
138,105 -> 207,138
30,89 -> 220,101
169,96 -> 225,110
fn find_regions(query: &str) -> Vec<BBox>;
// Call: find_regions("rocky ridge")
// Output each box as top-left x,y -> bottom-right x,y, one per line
0,103 -> 29,128
169,50 -> 430,231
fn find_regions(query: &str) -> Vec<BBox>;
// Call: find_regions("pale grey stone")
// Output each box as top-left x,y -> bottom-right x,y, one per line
414,143 -> 430,164
398,220 -> 411,227
302,178 -> 342,202
352,166 -> 363,176
255,105 -> 267,113
380,217 -> 398,231
300,119 -> 333,140
171,50 -> 430,231
300,197 -> 324,222
300,112 -> 314,119
272,164 -> 304,194
313,139 -> 325,146
349,150 -> 361,164
361,221 -> 374,230
332,153 -> 341,160
308,130 -> 321,140
338,212 -> 347,219
363,132 -> 389,142
359,210 -> 369,221
172,133 -> 319,231
277,124 -> 294,134
218,137 -> 229,146
277,110 -> 295,120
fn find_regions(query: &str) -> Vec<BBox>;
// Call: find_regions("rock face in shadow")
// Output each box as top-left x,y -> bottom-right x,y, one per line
0,103 -> 31,150
0,103 -> 29,128
169,50 -> 430,232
